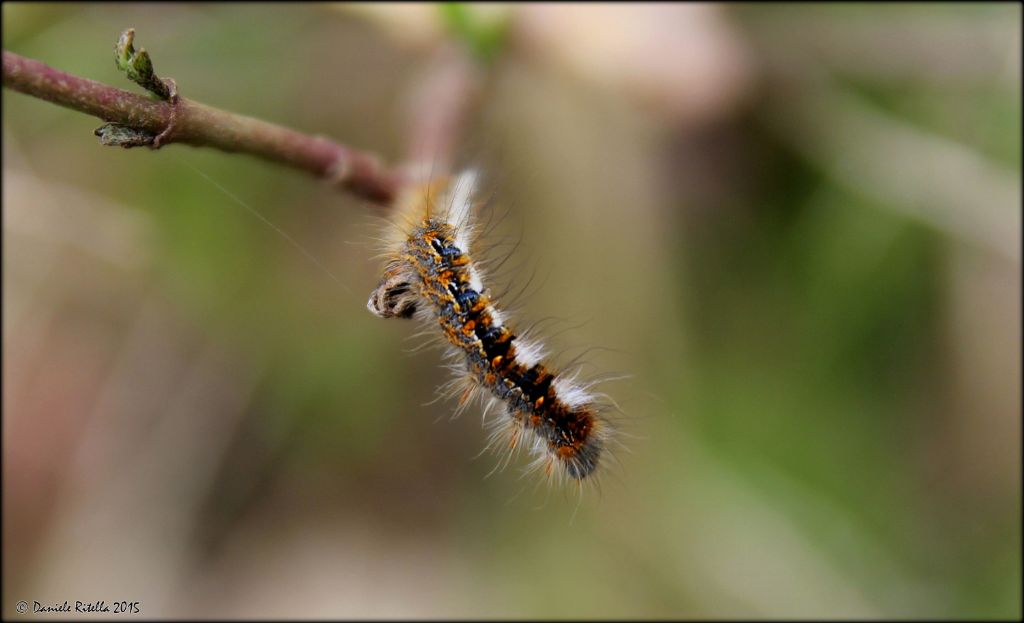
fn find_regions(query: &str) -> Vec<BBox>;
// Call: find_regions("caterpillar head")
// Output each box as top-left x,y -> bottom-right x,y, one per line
367,264 -> 418,319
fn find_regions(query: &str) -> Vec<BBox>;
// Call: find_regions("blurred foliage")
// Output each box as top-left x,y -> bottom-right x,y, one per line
438,3 -> 510,65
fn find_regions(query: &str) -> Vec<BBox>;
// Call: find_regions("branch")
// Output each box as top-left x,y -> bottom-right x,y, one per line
403,43 -> 483,173
2,38 -> 406,206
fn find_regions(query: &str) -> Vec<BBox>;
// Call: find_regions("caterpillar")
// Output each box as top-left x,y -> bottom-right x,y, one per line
366,170 -> 611,482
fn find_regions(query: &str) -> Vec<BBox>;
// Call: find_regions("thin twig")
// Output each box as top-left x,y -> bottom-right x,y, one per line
2,47 -> 406,206
403,43 -> 483,176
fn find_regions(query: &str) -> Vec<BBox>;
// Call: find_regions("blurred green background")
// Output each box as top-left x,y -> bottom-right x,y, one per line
3,3 -> 1020,619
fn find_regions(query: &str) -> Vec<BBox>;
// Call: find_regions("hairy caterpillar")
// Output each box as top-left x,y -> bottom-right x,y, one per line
367,170 -> 611,482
